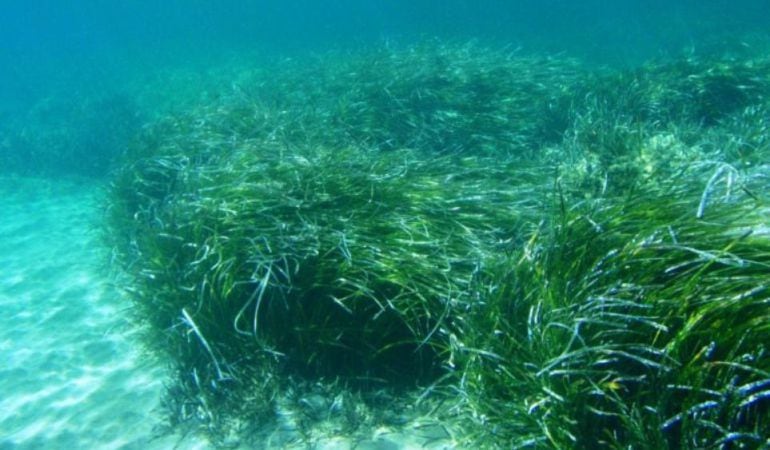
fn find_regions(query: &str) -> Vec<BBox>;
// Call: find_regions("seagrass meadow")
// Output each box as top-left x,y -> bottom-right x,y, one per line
105,41 -> 770,448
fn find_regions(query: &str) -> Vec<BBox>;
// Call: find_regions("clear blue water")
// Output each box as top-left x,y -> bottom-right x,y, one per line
1,2 -> 769,448
3,0 -> 769,113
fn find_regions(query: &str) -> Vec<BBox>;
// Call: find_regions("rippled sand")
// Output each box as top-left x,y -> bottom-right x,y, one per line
0,177 -> 209,450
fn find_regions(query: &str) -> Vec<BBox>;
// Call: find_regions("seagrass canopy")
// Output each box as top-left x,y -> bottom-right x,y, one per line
106,41 -> 770,447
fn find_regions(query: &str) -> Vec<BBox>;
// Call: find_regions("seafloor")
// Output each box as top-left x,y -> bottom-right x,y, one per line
0,176 -> 196,449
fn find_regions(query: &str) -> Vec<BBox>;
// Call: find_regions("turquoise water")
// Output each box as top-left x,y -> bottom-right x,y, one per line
2,2 -> 770,449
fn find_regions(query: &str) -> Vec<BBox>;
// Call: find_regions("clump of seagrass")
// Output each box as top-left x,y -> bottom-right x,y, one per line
554,50 -> 770,194
453,146 -> 770,449
134,41 -> 586,158
107,138 -> 546,441
106,39 -> 770,448
1,93 -> 140,177
106,42 -> 583,438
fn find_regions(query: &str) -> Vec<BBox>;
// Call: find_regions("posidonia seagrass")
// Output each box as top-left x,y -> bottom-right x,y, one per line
106,41 -> 770,448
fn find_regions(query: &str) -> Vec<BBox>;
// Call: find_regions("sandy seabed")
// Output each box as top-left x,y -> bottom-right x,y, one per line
0,176 -> 210,450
